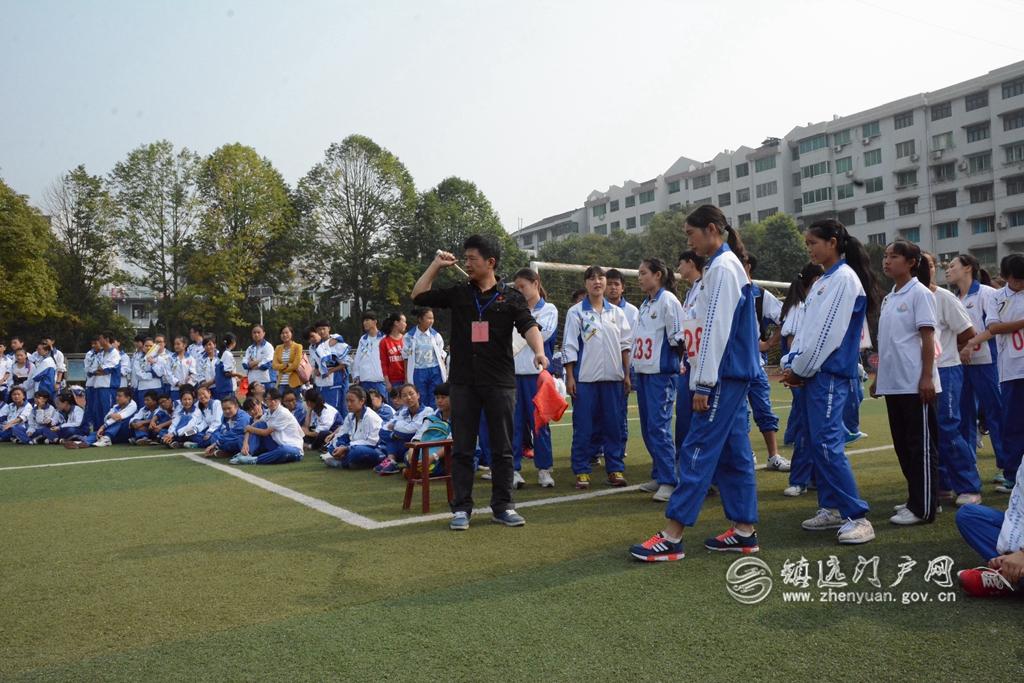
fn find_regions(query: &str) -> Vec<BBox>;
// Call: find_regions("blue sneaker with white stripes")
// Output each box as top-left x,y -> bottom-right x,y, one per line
629,532 -> 685,562
704,528 -> 759,554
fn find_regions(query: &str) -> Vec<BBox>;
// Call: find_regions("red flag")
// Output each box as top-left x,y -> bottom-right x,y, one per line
533,369 -> 567,435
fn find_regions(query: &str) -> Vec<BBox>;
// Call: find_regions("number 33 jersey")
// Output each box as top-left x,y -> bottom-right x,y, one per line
632,288 -> 685,375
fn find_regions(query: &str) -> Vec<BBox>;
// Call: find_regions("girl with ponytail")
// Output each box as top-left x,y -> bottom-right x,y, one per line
214,332 -> 240,401
781,218 -> 877,544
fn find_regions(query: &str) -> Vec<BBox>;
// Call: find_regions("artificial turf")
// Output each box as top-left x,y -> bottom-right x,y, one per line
1,382 -> 1020,681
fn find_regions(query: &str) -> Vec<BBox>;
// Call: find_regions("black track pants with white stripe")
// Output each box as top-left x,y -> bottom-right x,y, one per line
885,394 -> 939,521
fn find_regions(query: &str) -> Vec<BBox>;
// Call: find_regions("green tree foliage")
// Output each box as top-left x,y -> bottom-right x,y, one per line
535,230 -> 644,268
185,144 -> 296,329
738,212 -> 808,283
0,179 -> 60,331
640,206 -> 691,267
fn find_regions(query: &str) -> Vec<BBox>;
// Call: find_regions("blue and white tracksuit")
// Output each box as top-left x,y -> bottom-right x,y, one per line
633,289 -> 684,486
31,356 -> 57,403
380,404 -> 435,460
988,285 -> 1024,486
512,299 -> 558,472
193,399 -> 224,448
0,401 -> 31,441
327,407 -> 384,468
748,285 -> 781,435
781,302 -> 813,488
93,347 -> 121,425
130,406 -> 156,441
314,339 -> 351,414
563,297 -> 633,476
243,340 -> 276,390
160,353 -> 197,402
245,407 -> 304,464
13,404 -> 58,443
160,404 -> 206,443
86,400 -> 138,445
352,332 -> 388,398
210,410 -> 251,455
675,281 -> 702,451
46,405 -> 86,441
783,259 -> 871,521
132,353 -> 164,407
83,349 -> 100,432
957,457 -> 1024,564
403,327 -> 447,410
959,281 -> 1007,465
213,350 -> 237,401
665,244 -> 760,527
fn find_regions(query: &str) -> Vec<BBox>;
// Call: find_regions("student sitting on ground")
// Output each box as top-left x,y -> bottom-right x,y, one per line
245,379 -> 268,407
145,394 -> 176,443
202,396 -> 251,458
158,388 -> 206,448
302,388 -> 340,451
321,386 -> 384,469
231,388 -> 305,465
129,391 -> 161,444
374,383 -> 434,475
0,387 -> 30,442
367,388 -> 395,423
66,387 -> 138,448
45,391 -> 86,444
282,388 -> 306,425
192,386 -> 224,448
13,390 -> 58,444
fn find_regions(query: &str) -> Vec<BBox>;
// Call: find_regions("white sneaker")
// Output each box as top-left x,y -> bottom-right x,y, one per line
955,492 -> 982,506
638,479 -> 659,493
478,466 -> 492,481
652,484 -> 674,502
837,518 -> 875,544
801,508 -> 844,530
766,454 -> 791,472
895,502 -> 942,513
537,469 -> 555,488
783,485 -> 807,497
94,435 -> 112,448
513,470 -> 526,489
890,507 -> 925,525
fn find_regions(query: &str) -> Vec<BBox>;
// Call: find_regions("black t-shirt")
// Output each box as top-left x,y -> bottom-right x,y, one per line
413,281 -> 539,388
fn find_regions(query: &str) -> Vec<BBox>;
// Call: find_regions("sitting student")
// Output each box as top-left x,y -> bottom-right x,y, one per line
245,379 -> 268,407
0,387 -> 31,441
404,382 -> 454,477
367,388 -> 395,423
158,388 -> 206,448
66,387 -> 138,448
956,455 -> 1024,597
192,386 -> 224,448
43,391 -> 86,444
282,388 -> 306,425
147,394 -> 176,442
231,388 -> 305,465
375,383 -> 435,475
387,385 -> 403,412
302,388 -> 340,451
13,390 -> 58,444
129,390 -> 161,444
321,386 -> 384,468
202,396 -> 252,458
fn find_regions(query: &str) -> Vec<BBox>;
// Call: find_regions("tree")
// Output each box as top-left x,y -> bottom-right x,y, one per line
0,179 -> 60,331
640,206 -> 692,266
185,144 -> 296,329
296,135 -> 417,318
739,212 -> 808,283
536,230 -> 644,268
109,140 -> 202,333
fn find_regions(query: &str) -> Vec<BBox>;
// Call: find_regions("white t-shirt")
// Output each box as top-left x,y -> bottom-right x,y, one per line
932,286 -> 974,369
266,406 -> 305,450
876,278 -> 942,396
632,288 -> 684,374
987,285 -> 1024,383
761,290 -> 783,325
960,282 -> 998,365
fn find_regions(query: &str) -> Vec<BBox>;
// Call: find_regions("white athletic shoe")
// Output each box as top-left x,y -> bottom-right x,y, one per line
652,484 -> 674,502
478,466 -> 492,481
955,493 -> 982,506
894,502 -> 943,513
638,479 -> 659,493
537,469 -> 555,488
890,507 -> 925,525
94,435 -> 112,448
513,470 -> 526,489
783,485 -> 807,497
801,508 -> 844,530
766,454 -> 791,472
837,518 -> 875,544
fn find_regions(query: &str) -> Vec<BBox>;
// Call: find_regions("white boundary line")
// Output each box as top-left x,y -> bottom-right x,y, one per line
0,452 -> 181,471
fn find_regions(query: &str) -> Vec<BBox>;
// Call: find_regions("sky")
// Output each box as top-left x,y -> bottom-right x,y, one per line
2,0 -> 1023,233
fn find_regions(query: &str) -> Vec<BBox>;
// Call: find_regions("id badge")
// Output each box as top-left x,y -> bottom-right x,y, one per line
471,320 -> 490,343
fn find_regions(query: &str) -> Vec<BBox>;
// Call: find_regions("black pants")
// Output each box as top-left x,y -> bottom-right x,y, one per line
450,383 -> 516,515
885,394 -> 939,521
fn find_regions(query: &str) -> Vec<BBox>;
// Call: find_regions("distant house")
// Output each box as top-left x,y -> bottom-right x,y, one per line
104,284 -> 160,330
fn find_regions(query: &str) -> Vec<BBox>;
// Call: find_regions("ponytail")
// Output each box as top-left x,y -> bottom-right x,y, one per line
685,204 -> 748,265
640,257 -> 676,296
887,239 -> 930,288
512,268 -> 548,300
807,218 -> 880,315
781,262 -> 825,320
219,332 -> 236,356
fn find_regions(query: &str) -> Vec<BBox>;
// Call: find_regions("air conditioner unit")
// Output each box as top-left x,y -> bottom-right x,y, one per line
932,150 -> 943,160
845,170 -> 855,178
834,145 -> 843,153
997,221 -> 1007,230
910,153 -> 920,162
862,137 -> 871,145
958,161 -> 968,171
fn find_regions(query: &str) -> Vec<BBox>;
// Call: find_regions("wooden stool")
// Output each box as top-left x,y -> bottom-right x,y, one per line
402,439 -> 454,513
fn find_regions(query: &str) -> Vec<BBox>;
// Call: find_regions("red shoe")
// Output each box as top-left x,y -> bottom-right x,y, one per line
524,448 -> 534,460
957,567 -> 1016,597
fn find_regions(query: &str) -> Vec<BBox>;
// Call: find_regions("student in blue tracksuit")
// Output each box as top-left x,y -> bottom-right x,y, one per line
281,388 -> 306,426
510,268 -> 558,489
948,254 -> 1009,484
213,333 -> 240,401
193,386 -> 224,448
604,269 -> 638,461
564,266 -> 633,490
68,387 -> 137,448
44,392 -> 86,443
93,333 -> 121,424
161,337 -> 198,403
781,219 -> 879,544
403,308 -> 447,410
632,258 -> 685,502
132,338 -> 164,408
31,344 -> 57,404
202,396 -> 251,458
673,251 -> 705,455
243,325 -> 277,391
12,390 -> 58,444
83,338 -> 101,432
375,383 -> 436,474
129,391 -> 161,443
187,326 -> 206,363
923,252 -> 982,506
351,313 -> 388,399
159,388 -> 206,447
313,332 -> 351,414
301,388 -> 340,451
0,387 -> 31,442
630,205 -> 761,561
232,388 -> 305,465
148,395 -> 176,443
322,386 -> 386,469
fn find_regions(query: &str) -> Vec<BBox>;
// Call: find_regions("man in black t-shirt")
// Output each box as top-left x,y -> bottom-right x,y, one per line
412,235 -> 549,530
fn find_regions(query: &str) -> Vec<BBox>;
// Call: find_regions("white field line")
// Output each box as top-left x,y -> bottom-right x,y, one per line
0,452 -> 181,471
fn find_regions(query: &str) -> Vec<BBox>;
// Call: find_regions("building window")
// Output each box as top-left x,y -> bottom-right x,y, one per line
792,146 -> 800,161
610,220 -> 620,230
900,226 -> 921,242
837,209 -> 856,226
895,140 -> 916,158
717,168 -> 730,183
868,232 -> 887,246
934,191 -> 957,210
862,121 -> 881,138
896,169 -> 918,188
932,132 -> 954,150
935,221 -> 958,240
865,203 -> 885,222
965,122 -> 990,143
593,224 -> 607,235
756,180 -> 777,198
757,207 -> 778,220
719,192 -> 731,206
1003,109 -> 1024,131
592,204 -> 606,218
1008,210 -> 1024,228
865,177 -> 883,193
965,90 -> 988,111
668,180 -> 681,194
131,304 -> 147,320
835,156 -> 853,174
837,183 -> 854,200
802,186 -> 832,205
695,197 -> 712,206
937,251 -> 960,265
833,129 -> 852,146
736,187 -> 751,203
894,111 -> 914,129
639,212 -> 655,227
801,161 -> 830,179
609,199 -> 619,212
898,197 -> 918,216
969,184 -> 994,203
735,162 -> 749,178
932,162 -> 956,183
669,203 -> 681,211
754,156 -> 777,172
970,216 -> 995,234
625,195 -> 636,208
1005,174 -> 1024,195
798,134 -> 829,154
692,174 -> 711,189
971,247 -> 998,269
967,152 -> 992,174
931,101 -> 952,120
626,216 -> 637,229
1006,143 -> 1024,164
864,149 -> 882,166
792,172 -> 801,188
1003,77 -> 1024,99
521,235 -> 533,246
639,190 -> 655,203
794,198 -> 803,214
738,213 -> 751,225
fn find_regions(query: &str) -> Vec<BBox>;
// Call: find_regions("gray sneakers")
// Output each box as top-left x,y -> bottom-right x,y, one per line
801,508 -> 844,530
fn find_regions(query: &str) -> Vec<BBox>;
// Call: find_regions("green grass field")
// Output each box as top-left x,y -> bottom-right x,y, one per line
2,382 -> 1021,681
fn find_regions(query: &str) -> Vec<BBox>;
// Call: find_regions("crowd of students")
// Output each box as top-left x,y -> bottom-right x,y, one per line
2,203 -> 1023,597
